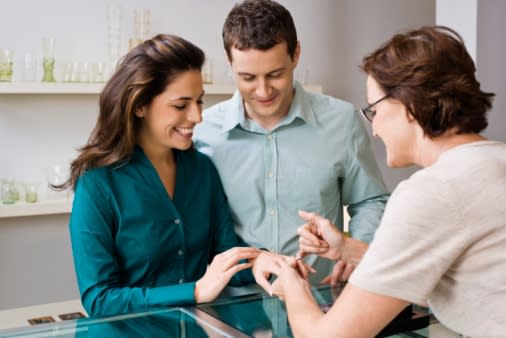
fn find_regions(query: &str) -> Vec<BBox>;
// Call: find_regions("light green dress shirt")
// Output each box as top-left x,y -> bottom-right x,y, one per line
194,82 -> 389,281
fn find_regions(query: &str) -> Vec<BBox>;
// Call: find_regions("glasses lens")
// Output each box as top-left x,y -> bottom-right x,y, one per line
361,107 -> 373,122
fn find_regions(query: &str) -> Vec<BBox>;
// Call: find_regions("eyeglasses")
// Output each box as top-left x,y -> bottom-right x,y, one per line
360,95 -> 389,122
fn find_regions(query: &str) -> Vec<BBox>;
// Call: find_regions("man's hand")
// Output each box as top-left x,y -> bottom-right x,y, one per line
320,260 -> 356,285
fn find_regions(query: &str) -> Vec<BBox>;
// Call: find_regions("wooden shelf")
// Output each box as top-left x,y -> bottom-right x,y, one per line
0,82 -> 322,95
0,198 -> 73,218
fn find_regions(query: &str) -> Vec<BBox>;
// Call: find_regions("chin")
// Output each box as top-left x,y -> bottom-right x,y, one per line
386,156 -> 411,168
173,141 -> 193,151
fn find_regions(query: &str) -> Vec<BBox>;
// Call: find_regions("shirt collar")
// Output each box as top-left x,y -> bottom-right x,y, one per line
220,81 -> 317,133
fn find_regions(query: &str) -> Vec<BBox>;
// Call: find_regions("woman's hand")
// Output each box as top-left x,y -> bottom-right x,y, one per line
270,257 -> 311,301
195,247 -> 260,303
297,210 -> 345,261
251,251 -> 315,295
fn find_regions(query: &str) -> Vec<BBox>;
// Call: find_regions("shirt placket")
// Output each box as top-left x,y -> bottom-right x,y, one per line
173,217 -> 186,284
264,132 -> 279,252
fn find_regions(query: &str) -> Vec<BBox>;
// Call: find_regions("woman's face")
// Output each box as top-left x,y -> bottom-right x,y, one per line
136,69 -> 204,153
366,75 -> 417,168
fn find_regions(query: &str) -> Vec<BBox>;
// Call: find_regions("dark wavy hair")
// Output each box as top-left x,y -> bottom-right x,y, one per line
62,34 -> 205,190
361,25 -> 494,138
222,0 -> 298,61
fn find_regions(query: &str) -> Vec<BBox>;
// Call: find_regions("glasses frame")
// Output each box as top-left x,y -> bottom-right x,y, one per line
360,95 -> 389,122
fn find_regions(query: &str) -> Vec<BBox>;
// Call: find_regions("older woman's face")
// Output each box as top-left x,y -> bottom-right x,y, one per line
366,75 -> 417,168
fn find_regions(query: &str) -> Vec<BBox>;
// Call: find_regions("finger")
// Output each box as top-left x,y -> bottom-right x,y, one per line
222,247 -> 261,258
254,270 -> 274,294
320,275 -> 331,284
225,250 -> 262,264
298,231 -> 324,248
304,262 -> 316,274
299,243 -> 329,255
330,261 -> 345,286
295,260 -> 309,279
298,210 -> 329,232
298,210 -> 317,223
341,263 -> 356,282
299,237 -> 329,250
225,262 -> 253,276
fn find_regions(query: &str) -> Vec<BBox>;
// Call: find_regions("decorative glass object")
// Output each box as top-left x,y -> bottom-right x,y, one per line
0,49 -> 14,82
1,179 -> 17,204
42,37 -> 56,82
25,182 -> 39,203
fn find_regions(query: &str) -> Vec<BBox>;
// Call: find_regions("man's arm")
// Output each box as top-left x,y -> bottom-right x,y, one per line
343,109 -> 390,243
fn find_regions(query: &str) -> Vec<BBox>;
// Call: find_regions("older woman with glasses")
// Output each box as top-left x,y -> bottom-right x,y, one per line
261,26 -> 506,337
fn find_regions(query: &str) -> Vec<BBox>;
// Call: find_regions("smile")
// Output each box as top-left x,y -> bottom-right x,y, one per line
175,127 -> 194,136
256,96 -> 276,105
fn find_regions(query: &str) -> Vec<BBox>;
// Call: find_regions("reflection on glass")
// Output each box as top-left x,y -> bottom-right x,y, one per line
0,308 -> 225,338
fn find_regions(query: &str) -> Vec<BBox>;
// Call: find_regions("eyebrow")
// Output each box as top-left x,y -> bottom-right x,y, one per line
169,90 -> 205,101
237,67 -> 285,77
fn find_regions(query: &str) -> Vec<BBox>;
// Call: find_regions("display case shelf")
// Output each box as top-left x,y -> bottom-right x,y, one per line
0,198 -> 73,218
0,82 -> 322,95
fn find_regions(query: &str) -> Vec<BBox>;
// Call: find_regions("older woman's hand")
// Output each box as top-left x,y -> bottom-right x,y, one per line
251,251 -> 315,295
297,210 -> 346,261
270,257 -> 311,301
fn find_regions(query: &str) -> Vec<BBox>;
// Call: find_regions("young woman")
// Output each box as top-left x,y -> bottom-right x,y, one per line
63,34 -> 263,317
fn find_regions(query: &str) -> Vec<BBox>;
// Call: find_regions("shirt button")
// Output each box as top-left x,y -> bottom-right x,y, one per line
174,219 -> 180,224
267,134 -> 273,140
179,278 -> 184,284
178,250 -> 183,255
268,172 -> 273,178
269,209 -> 275,216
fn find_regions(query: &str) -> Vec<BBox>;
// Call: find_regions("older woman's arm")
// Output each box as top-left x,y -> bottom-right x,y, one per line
272,261 -> 408,338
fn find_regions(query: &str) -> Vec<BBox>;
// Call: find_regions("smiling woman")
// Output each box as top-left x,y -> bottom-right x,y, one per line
51,34 -> 269,318
266,26 -> 506,338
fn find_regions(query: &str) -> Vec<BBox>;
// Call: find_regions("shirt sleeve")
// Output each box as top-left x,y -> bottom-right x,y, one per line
342,109 -> 390,243
70,173 -> 197,317
349,175 -> 467,305
207,161 -> 255,286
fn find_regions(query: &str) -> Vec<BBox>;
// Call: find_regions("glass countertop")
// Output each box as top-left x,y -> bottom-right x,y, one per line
0,284 -> 431,338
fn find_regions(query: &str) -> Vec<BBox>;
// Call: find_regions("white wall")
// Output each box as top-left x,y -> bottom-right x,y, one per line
477,0 -> 506,143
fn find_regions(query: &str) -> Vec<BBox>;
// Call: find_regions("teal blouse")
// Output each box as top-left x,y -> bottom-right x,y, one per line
69,146 -> 253,317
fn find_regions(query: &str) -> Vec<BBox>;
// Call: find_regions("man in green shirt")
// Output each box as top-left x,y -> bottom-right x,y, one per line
194,0 -> 389,285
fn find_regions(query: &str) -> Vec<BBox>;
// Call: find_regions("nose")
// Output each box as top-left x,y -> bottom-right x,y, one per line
187,103 -> 203,124
255,78 -> 272,98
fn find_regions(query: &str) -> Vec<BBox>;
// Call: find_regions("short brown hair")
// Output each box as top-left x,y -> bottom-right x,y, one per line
361,26 -> 494,137
222,0 -> 298,61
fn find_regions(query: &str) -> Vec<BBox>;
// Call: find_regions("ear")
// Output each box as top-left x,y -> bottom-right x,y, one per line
292,41 -> 301,67
406,105 -> 416,122
224,48 -> 232,67
223,49 -> 234,80
135,107 -> 145,118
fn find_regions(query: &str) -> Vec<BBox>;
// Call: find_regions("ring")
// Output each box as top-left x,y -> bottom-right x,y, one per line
294,253 -> 302,261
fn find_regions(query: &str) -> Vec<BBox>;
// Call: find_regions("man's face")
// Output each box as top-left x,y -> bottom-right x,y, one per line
229,42 -> 300,130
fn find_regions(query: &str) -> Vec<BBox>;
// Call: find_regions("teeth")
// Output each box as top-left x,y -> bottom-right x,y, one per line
175,127 -> 193,134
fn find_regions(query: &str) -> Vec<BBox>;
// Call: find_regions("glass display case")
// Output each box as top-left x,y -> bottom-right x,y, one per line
0,285 -> 431,338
